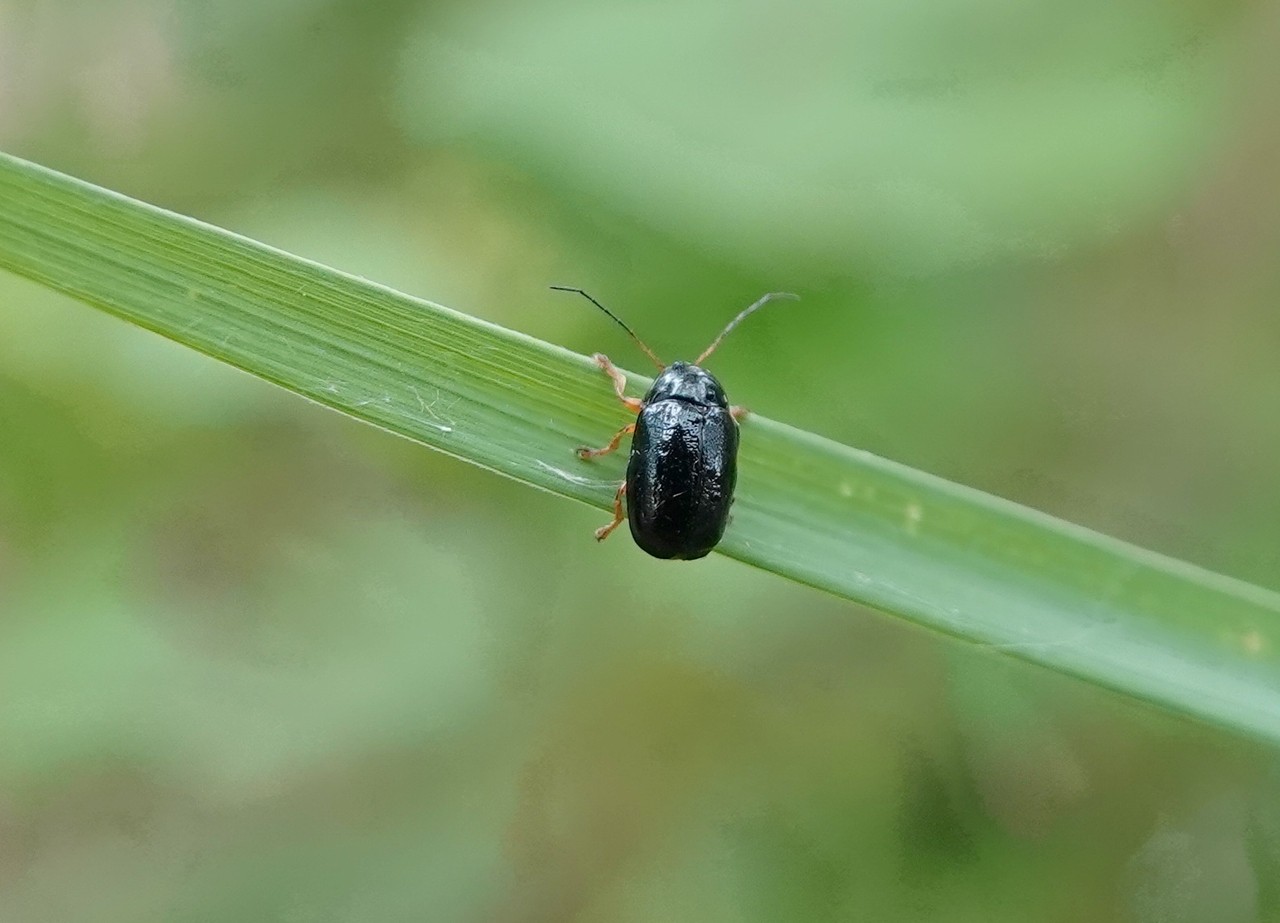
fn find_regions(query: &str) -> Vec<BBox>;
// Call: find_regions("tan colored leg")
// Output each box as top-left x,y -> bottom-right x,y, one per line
594,482 -> 627,541
730,405 -> 749,422
576,423 -> 635,459
593,353 -> 645,413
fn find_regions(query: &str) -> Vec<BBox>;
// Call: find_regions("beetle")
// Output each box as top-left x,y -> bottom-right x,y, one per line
553,286 -> 798,560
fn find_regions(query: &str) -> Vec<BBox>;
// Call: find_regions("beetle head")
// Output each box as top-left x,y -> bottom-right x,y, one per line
644,361 -> 728,408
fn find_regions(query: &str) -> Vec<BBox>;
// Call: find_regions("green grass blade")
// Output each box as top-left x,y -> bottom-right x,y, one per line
1,150 -> 1277,743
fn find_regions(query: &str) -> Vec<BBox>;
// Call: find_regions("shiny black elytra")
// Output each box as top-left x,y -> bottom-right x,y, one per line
553,287 -> 798,560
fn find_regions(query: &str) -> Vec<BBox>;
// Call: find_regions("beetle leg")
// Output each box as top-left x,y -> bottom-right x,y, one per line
593,353 -> 645,413
594,482 -> 627,541
576,423 -> 635,459
730,405 -> 749,422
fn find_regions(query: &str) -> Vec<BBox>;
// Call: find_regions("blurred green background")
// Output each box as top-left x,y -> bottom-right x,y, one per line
2,0 -> 1279,920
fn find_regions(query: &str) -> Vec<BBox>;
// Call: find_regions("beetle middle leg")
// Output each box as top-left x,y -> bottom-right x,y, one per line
593,353 -> 645,413
594,482 -> 627,541
730,405 -> 749,422
576,422 -> 635,459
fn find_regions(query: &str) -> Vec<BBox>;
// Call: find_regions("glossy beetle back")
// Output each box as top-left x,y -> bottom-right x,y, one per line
560,287 -> 797,559
627,365 -> 737,560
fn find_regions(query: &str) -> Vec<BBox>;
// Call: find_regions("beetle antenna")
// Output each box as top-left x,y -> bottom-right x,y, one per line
695,292 -> 799,365
550,286 -> 664,369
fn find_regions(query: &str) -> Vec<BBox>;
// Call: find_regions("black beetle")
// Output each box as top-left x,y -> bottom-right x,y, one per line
553,287 -> 798,560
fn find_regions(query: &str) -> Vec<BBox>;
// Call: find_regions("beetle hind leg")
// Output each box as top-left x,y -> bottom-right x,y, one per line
594,482 -> 627,541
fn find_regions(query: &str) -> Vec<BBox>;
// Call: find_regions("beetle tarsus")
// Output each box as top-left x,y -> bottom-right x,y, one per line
594,482 -> 627,541
576,422 -> 636,459
730,405 -> 749,422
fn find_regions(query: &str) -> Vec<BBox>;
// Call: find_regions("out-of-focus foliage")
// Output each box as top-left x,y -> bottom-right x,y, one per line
0,0 -> 1277,920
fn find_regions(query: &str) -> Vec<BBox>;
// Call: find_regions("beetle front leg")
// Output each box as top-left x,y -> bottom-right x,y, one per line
594,482 -> 627,541
593,353 -> 645,413
576,423 -> 635,459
